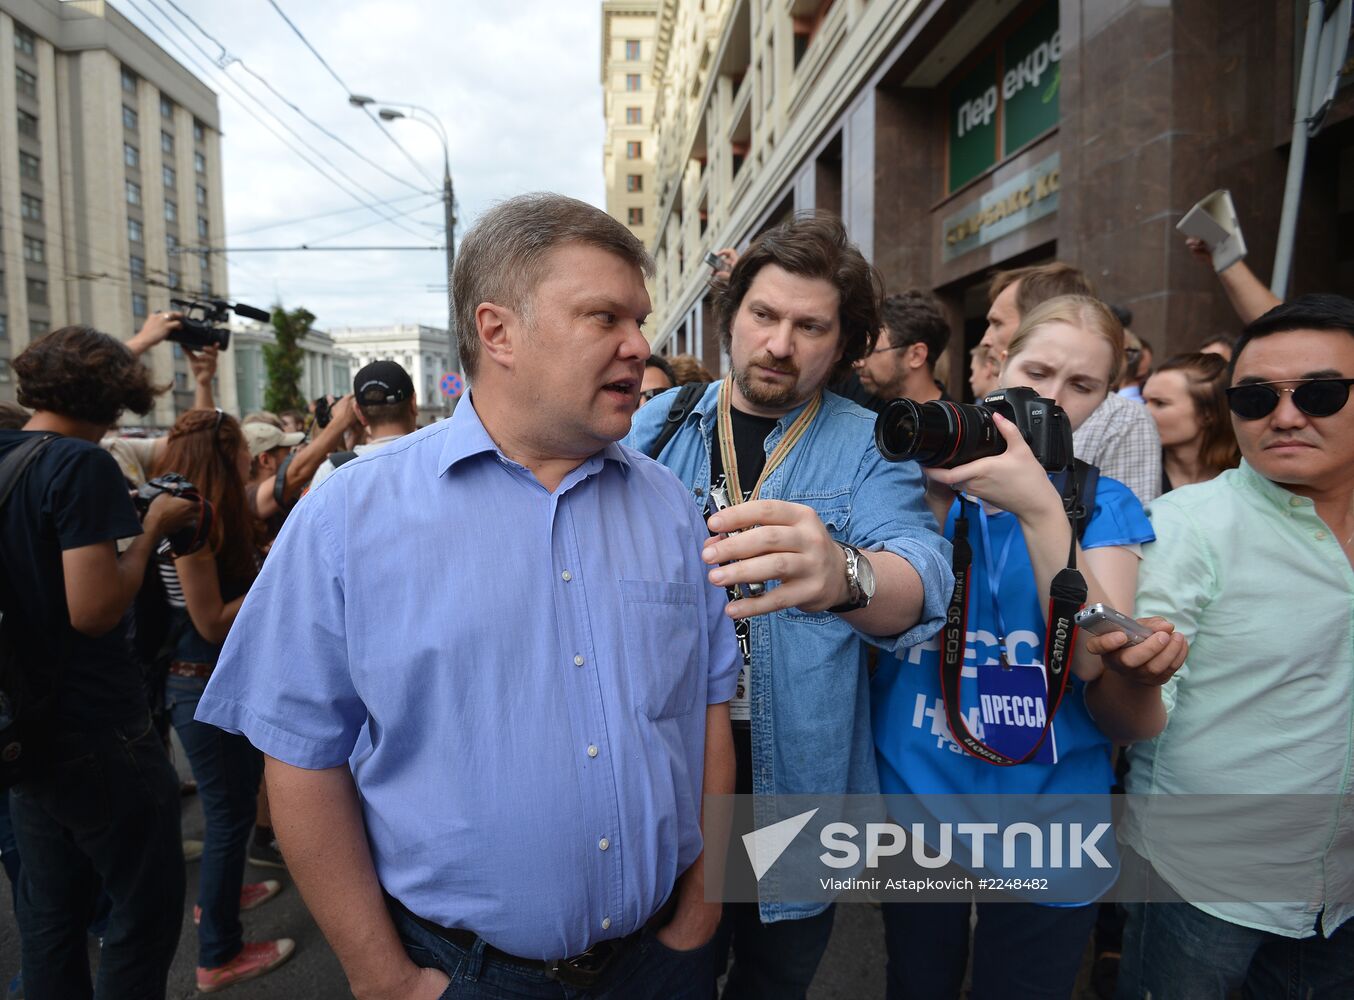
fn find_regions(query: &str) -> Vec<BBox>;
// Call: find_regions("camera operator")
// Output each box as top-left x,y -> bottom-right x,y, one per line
871,296 -> 1180,999
149,409 -> 295,990
243,396 -> 358,537
308,362 -> 418,491
0,326 -> 199,999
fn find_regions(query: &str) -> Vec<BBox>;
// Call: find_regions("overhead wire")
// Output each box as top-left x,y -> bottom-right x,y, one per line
128,0 -> 435,242
264,0 -> 441,189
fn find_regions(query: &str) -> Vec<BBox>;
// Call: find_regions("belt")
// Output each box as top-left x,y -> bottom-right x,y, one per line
390,895 -> 675,990
168,660 -> 213,679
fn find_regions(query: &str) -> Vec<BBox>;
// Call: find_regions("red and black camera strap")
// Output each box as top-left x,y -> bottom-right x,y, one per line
939,478 -> 1089,767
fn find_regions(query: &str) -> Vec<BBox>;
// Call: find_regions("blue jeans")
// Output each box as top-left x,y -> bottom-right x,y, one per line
389,900 -> 718,999
1118,899 -> 1354,999
167,674 -> 263,968
710,902 -> 836,1000
881,900 -> 1096,1000
11,714 -> 184,1000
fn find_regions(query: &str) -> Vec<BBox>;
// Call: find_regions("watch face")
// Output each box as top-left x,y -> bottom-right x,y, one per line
856,549 -> 877,599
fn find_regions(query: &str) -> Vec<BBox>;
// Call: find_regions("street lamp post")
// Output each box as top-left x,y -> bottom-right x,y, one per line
349,95 -> 458,385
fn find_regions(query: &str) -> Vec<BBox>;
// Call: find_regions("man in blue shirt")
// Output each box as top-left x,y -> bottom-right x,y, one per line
197,194 -> 739,1000
626,217 -> 952,998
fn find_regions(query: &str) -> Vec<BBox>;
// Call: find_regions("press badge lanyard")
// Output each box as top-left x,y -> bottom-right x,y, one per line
976,507 -> 1018,667
940,478 -> 1089,767
715,376 -> 821,503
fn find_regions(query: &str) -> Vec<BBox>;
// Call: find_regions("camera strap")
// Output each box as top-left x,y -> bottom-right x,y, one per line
938,474 -> 1088,767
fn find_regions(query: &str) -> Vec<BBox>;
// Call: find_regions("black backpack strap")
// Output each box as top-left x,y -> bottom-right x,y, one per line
0,434 -> 57,515
647,383 -> 707,460
273,450 -> 297,511
328,450 -> 359,469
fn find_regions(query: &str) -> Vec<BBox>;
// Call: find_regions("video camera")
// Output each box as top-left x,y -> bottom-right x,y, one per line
875,386 -> 1073,472
133,473 -> 214,556
167,298 -> 272,352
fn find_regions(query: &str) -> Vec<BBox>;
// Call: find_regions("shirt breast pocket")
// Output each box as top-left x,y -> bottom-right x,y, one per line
619,579 -> 702,721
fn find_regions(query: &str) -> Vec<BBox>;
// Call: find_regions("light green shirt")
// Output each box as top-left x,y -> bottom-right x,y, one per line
1124,461 -> 1354,938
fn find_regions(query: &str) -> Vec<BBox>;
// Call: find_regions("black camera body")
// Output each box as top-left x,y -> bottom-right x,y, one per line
875,386 -> 1073,472
133,473 -> 214,556
166,298 -> 271,352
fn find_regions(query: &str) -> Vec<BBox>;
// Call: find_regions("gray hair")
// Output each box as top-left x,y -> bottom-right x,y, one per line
453,193 -> 654,377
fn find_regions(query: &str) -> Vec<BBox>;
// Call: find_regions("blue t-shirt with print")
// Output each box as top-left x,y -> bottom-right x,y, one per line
873,475 -> 1153,797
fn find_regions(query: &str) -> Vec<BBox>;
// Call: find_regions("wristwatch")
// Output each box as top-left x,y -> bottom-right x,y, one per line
828,542 -> 876,614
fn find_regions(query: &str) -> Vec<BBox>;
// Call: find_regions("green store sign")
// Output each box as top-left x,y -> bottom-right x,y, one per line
948,0 -> 1061,193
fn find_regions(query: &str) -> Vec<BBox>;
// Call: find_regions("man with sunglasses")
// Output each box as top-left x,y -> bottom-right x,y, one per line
1107,294 -> 1354,997
853,291 -> 953,407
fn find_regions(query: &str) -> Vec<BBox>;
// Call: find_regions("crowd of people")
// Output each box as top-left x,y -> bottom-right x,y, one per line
0,191 -> 1349,1000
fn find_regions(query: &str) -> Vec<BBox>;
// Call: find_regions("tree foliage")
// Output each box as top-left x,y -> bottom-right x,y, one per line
263,304 -> 313,414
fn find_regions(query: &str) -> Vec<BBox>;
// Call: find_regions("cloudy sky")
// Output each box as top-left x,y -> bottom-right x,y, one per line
116,0 -> 605,335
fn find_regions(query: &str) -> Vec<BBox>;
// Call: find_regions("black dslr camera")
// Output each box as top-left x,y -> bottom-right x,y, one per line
875,386 -> 1073,472
167,298 -> 272,352
133,474 -> 214,555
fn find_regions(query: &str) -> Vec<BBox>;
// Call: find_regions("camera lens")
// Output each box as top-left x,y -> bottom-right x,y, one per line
874,398 -> 1004,469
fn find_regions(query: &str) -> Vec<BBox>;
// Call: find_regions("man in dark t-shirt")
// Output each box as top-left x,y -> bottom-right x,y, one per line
0,326 -> 197,1000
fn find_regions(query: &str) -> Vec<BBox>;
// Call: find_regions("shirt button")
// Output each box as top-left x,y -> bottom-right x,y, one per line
599,837 -> 610,851
1316,530 -> 1328,540
1290,497 -> 1303,507
561,570 -> 572,582
587,744 -> 598,758
601,916 -> 611,930
574,654 -> 585,667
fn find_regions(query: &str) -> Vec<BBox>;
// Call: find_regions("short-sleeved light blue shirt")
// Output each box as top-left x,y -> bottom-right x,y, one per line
196,395 -> 740,959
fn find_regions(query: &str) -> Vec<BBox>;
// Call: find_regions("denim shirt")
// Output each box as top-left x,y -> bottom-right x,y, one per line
626,384 -> 953,921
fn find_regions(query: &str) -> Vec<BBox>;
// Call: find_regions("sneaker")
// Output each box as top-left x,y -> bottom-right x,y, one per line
194,881 -> 283,925
196,939 -> 295,993
183,839 -> 204,863
247,835 -> 286,870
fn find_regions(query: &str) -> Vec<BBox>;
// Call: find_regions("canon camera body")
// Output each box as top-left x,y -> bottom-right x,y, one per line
133,473 -> 214,556
874,386 -> 1073,472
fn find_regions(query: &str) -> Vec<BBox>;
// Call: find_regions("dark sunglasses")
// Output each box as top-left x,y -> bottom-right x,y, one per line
1225,378 -> 1354,420
639,387 -> 668,402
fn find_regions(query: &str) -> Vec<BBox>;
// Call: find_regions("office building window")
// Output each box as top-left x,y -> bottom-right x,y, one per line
124,143 -> 139,168
17,110 -> 37,138
626,174 -> 643,192
126,180 -> 141,206
626,141 -> 642,159
193,119 -> 205,143
14,26 -> 35,57
627,207 -> 644,226
625,39 -> 641,60
22,237 -> 43,264
163,165 -> 176,188
123,105 -> 137,130
19,152 -> 39,180
164,200 -> 177,223
197,216 -> 208,239
15,67 -> 37,99
128,218 -> 143,243
0,314 -> 6,337
20,195 -> 41,221
174,369 -> 189,392
168,270 -> 180,289
166,234 -> 178,253
160,95 -> 173,118
130,255 -> 146,279
625,74 -> 641,91
199,252 -> 209,270
29,320 -> 46,339
196,184 -> 207,206
121,65 -> 136,93
626,106 -> 642,124
194,152 -> 206,174
132,293 -> 148,317
26,279 -> 47,305
161,130 -> 173,154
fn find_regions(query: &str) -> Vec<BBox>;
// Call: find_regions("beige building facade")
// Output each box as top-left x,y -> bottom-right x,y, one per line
0,0 -> 233,423
640,0 -> 1354,394
601,1 -> 659,250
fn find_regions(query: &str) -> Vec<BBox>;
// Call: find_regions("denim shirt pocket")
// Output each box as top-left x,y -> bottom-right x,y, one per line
619,579 -> 702,720
776,491 -> 851,625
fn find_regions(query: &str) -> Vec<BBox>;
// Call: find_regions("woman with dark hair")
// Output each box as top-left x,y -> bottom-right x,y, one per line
151,409 -> 296,991
1142,353 -> 1240,491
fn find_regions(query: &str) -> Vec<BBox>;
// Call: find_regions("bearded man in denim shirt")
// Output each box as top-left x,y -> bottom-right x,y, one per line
627,216 -> 952,997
